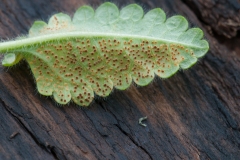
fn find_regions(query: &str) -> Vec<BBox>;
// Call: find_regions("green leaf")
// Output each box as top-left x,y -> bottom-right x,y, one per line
2,53 -> 23,66
29,21 -> 48,36
119,4 -> 143,21
95,2 -> 119,24
0,2 -> 209,106
73,6 -> 94,22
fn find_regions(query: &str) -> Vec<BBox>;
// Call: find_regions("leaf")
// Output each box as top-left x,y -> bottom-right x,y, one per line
0,2 -> 209,106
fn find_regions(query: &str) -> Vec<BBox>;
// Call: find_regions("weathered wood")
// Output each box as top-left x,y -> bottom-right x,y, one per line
0,0 -> 240,159
183,0 -> 240,38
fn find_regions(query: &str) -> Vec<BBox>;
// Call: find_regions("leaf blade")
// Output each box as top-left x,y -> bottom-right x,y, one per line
0,2 -> 209,106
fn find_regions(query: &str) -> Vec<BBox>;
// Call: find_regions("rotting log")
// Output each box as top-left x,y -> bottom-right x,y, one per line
0,0 -> 240,159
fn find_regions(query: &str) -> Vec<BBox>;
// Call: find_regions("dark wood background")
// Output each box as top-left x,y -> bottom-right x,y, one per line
0,0 -> 240,159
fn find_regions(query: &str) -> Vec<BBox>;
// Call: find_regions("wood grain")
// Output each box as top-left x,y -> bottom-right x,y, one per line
0,0 -> 240,159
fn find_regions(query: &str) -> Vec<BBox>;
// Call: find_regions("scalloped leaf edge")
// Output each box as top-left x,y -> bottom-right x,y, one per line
0,2 -> 209,107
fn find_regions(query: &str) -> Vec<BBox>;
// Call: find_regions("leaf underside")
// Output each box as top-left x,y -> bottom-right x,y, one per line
1,2 -> 209,106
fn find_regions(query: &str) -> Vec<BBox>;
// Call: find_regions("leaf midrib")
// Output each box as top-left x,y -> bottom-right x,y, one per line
0,31 -> 205,53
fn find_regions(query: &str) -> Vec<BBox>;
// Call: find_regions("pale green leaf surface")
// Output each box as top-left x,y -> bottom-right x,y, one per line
0,2 -> 209,106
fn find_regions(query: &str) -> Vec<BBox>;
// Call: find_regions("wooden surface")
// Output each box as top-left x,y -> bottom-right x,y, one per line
0,0 -> 240,159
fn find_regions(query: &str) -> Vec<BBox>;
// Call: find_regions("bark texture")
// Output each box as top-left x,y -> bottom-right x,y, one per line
0,0 -> 240,159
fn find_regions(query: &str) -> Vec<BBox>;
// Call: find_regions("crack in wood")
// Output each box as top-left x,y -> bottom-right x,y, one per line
0,98 -> 59,160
